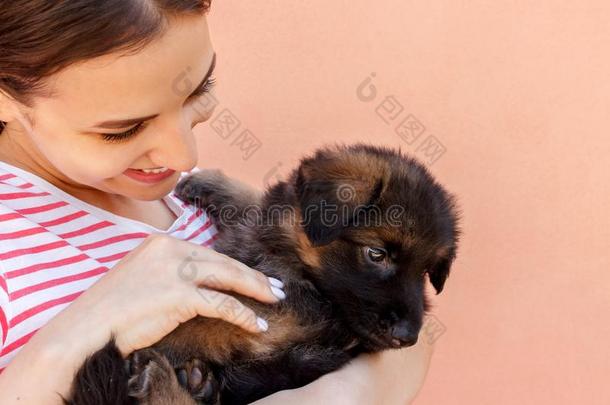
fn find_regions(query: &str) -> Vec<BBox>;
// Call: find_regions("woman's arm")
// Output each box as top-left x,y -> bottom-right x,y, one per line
253,332 -> 435,405
0,298 -> 117,404
0,235 -> 284,404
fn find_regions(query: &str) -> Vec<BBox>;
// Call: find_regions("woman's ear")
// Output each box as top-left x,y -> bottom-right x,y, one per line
0,89 -> 18,123
0,89 -> 33,133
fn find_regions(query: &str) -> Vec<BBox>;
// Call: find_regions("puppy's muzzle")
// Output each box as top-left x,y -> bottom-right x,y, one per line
389,320 -> 419,347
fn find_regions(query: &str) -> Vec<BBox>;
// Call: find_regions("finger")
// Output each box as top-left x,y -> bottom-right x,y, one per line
177,256 -> 285,304
190,288 -> 268,334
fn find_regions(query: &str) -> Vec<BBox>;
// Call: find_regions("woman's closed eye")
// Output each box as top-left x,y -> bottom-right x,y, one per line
99,76 -> 217,144
189,75 -> 216,99
101,121 -> 148,143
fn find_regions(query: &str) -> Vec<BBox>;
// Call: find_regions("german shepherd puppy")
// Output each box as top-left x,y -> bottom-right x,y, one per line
67,144 -> 460,405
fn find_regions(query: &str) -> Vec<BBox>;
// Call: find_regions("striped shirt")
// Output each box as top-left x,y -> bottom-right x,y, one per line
0,161 -> 218,371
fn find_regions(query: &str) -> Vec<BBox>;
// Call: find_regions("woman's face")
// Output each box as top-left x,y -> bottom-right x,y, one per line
6,15 -> 217,201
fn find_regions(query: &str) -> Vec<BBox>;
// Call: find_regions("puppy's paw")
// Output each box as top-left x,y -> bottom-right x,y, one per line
127,349 -> 195,404
174,169 -> 227,209
175,358 -> 220,405
127,349 -> 172,398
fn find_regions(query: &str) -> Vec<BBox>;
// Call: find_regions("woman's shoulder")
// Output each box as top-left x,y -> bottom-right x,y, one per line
0,163 -> 68,227
0,162 -> 57,207
0,163 -> 144,270
0,165 -> 49,196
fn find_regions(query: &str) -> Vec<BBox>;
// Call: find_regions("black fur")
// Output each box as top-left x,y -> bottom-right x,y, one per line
64,338 -> 133,405
67,144 -> 460,404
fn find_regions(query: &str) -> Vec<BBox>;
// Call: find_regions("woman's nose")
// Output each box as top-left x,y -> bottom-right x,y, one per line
147,113 -> 199,172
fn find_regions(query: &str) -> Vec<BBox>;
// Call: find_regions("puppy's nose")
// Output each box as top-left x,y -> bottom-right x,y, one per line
390,321 -> 418,347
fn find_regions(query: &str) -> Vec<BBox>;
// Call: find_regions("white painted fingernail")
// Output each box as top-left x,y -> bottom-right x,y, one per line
268,277 -> 284,289
257,317 -> 268,332
271,286 -> 286,300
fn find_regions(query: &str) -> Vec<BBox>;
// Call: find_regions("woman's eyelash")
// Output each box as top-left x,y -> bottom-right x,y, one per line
191,76 -> 217,97
101,121 -> 146,143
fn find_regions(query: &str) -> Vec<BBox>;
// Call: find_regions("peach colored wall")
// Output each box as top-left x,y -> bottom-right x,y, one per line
198,1 -> 610,404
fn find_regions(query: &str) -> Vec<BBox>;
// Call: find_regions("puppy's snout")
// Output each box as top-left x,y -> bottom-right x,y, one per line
390,320 -> 419,347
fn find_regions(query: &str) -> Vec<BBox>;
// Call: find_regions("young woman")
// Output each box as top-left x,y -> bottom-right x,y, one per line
0,1 -> 433,403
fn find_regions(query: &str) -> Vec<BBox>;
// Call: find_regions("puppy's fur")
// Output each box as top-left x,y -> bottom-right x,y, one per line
67,144 -> 460,405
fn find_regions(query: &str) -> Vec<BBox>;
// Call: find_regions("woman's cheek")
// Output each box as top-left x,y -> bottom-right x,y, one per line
24,116 -> 141,184
48,137 -> 138,182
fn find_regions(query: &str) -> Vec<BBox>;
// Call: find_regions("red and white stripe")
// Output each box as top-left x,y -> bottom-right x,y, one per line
0,163 -> 218,371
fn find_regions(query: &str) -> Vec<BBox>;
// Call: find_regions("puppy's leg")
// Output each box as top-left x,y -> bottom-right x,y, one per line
174,169 -> 266,266
127,349 -> 197,405
174,169 -> 262,226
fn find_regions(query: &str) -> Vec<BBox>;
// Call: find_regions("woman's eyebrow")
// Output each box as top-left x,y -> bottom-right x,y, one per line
92,113 -> 160,129
90,53 -> 217,130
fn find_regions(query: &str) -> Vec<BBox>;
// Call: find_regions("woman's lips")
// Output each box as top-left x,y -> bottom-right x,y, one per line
123,168 -> 176,184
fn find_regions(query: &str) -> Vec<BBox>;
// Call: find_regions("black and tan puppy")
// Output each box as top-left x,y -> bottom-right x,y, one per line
67,144 -> 460,405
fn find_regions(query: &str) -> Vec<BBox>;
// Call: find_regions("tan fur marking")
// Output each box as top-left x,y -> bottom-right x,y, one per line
294,228 -> 321,268
248,311 -> 310,356
285,207 -> 322,268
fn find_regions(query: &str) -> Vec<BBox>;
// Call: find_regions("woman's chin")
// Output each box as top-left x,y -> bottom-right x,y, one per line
117,176 -> 180,201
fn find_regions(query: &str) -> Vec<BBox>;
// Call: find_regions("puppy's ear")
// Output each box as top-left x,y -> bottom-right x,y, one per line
294,148 -> 388,246
428,254 -> 455,294
429,190 -> 460,294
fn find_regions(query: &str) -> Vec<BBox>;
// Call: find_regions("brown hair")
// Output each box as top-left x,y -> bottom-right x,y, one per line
0,0 -> 212,134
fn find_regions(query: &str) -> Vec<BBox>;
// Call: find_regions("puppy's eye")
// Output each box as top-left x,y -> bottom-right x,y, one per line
366,247 -> 387,262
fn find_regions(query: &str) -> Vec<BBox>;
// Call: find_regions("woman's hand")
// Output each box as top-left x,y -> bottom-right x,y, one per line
253,328 -> 435,405
0,233 -> 284,404
79,233 -> 284,355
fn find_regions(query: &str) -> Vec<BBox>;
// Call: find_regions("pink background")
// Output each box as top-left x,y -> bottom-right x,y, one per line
199,1 -> 610,404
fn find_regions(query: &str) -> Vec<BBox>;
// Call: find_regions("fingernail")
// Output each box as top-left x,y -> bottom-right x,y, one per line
270,286 -> 286,300
257,317 -> 268,332
268,277 -> 284,289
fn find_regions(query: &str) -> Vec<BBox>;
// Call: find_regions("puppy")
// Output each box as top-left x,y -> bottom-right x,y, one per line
67,143 -> 460,405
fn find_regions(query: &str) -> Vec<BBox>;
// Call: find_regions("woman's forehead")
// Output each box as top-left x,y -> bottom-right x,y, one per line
37,15 -> 213,125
